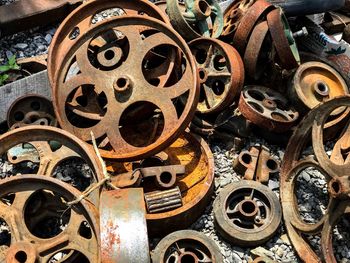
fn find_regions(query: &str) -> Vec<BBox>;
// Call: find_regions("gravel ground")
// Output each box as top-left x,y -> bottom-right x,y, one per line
0,0 -> 350,262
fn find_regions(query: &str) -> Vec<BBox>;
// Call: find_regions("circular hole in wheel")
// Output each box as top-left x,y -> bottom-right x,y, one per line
119,101 -> 164,147
24,190 -> 71,239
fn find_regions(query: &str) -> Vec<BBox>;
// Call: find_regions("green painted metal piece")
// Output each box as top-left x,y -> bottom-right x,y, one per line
166,0 -> 223,40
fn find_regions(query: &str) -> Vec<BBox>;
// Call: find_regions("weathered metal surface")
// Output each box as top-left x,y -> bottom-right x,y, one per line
233,146 -> 279,184
0,126 -> 102,203
213,180 -> 282,246
144,186 -> 183,213
17,54 -> 48,74
244,21 -> 270,80
166,0 -> 224,40
289,61 -> 349,114
267,8 -> 300,69
221,0 -> 254,41
48,0 -> 169,86
152,230 -> 224,262
100,189 -> 150,263
145,133 -> 214,236
0,0 -> 83,37
107,132 -> 214,236
0,175 -> 100,262
0,70 -> 51,123
7,94 -> 57,129
239,85 -> 299,133
232,0 -> 274,54
112,165 -> 185,189
189,37 -> 244,114
52,16 -> 199,161
280,96 -> 350,262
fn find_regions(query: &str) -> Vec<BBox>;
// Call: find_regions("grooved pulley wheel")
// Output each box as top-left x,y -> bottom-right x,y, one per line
152,230 -> 223,262
213,180 -> 281,247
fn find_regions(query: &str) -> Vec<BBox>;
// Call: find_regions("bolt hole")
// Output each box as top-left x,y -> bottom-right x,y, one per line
199,69 -> 206,80
317,82 -> 328,93
160,172 -> 172,184
180,254 -> 196,263
104,50 -> 115,60
266,159 -> 278,170
331,181 -> 340,193
15,251 -> 27,263
241,153 -> 252,164
117,78 -> 127,88
14,112 -> 25,122
198,0 -> 210,15
212,80 -> 225,96
30,101 -> 40,111
242,201 -> 256,214
195,49 -> 207,64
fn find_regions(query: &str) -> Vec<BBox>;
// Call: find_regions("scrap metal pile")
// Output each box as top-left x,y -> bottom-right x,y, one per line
0,0 -> 350,262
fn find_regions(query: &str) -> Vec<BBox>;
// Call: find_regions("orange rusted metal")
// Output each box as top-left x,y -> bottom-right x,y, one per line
48,0 -> 170,86
0,126 -> 103,204
108,132 -> 214,237
280,96 -> 350,262
189,37 -> 244,114
52,16 -> 199,161
239,85 -> 299,133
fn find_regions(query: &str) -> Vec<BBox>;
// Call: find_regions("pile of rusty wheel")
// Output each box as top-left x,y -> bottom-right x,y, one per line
0,0 -> 350,262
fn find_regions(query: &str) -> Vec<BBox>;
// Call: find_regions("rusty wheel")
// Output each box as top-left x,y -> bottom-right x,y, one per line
0,126 -> 102,203
107,132 -> 214,236
189,37 -> 244,114
221,0 -> 254,41
53,16 -> 199,161
48,0 -> 169,86
244,21 -> 272,80
152,230 -> 223,262
166,0 -> 224,41
289,61 -> 349,114
7,94 -> 57,129
281,96 -> 350,262
0,175 -> 100,262
267,8 -> 300,69
232,0 -> 274,54
213,180 -> 281,247
238,86 -> 299,133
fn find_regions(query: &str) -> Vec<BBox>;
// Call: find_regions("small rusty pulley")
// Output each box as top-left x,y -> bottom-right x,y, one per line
213,180 -> 282,247
189,37 -> 244,114
152,230 -> 223,262
239,85 -> 299,133
289,61 -> 349,114
7,94 -> 57,129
